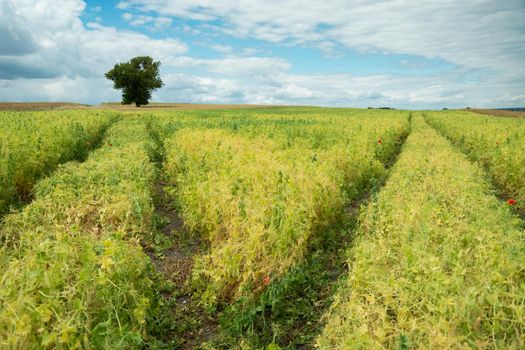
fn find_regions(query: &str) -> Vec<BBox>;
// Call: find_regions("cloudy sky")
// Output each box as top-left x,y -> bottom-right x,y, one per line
1,0 -> 524,108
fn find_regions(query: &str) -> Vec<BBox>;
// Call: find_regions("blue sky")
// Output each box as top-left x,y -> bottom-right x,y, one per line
1,0 -> 524,108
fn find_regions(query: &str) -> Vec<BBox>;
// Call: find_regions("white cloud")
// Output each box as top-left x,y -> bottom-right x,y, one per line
81,23 -> 186,71
121,0 -> 525,77
496,93 -> 525,103
0,0 -> 186,81
121,12 -> 173,30
0,76 -> 120,103
181,24 -> 200,35
161,55 -> 290,77
119,0 -> 525,107
152,68 -> 514,109
9,0 -> 86,33
210,44 -> 233,54
0,0 -> 37,55
162,74 -> 242,103
203,57 -> 290,76
116,1 -> 129,10
0,0 -> 523,108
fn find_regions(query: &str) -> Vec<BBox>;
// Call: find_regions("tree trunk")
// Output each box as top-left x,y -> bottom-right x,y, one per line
135,102 -> 141,107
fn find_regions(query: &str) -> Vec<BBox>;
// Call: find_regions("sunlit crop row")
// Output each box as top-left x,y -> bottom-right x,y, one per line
0,117 -> 158,349
4,107 -> 520,349
425,110 -> 525,210
0,111 -> 118,215
162,110 -> 410,306
317,115 -> 525,349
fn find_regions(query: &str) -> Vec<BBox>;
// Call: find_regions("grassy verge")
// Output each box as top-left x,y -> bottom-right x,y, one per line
317,114 -> 525,348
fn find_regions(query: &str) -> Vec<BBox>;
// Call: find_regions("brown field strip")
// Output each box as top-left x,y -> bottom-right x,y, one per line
467,108 -> 525,118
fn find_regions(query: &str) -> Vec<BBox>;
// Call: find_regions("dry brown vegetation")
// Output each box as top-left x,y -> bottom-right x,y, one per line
98,102 -> 277,110
467,108 -> 525,118
0,102 -> 280,111
0,102 -> 89,111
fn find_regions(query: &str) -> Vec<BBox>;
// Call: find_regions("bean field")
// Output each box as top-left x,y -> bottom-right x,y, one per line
0,107 -> 523,349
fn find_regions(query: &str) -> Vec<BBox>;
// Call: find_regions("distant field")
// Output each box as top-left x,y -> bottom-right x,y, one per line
0,107 -> 523,349
99,102 -> 280,110
469,108 -> 525,118
0,102 -> 89,111
0,101 -> 278,111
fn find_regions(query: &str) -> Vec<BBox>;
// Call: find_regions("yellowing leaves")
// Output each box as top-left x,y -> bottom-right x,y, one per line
426,110 -> 525,211
318,114 -> 525,349
0,117 -> 157,349
0,110 -> 118,216
164,111 -> 410,305
99,256 -> 115,271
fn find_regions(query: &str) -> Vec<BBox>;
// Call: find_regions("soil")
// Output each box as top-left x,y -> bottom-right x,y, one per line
148,180 -> 218,349
467,108 -> 525,118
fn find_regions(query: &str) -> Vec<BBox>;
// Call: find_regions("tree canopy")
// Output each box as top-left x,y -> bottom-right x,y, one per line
105,56 -> 163,107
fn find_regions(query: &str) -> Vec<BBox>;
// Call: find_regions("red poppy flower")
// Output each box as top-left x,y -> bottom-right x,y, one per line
377,138 -> 383,145
262,276 -> 271,286
108,143 -> 112,147
507,199 -> 517,205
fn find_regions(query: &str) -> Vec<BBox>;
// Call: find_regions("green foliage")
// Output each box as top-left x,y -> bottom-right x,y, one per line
105,56 -> 164,107
425,110 -> 525,211
162,110 -> 410,309
3,107 -> 522,349
214,114 -> 410,349
317,115 -> 525,348
0,118 -> 159,349
0,110 -> 118,215
217,222 -> 352,348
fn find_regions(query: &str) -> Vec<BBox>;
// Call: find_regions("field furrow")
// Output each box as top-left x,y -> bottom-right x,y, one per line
317,114 -> 525,349
0,111 -> 119,216
0,118 -> 160,349
155,109 -> 410,347
164,111 -> 409,306
216,113 -> 413,348
2,107 -> 522,349
425,110 -> 525,212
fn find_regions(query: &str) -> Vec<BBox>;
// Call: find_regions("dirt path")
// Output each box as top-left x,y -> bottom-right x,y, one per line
148,179 -> 218,349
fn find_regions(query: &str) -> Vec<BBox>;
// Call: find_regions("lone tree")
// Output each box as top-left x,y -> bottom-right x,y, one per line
105,56 -> 163,107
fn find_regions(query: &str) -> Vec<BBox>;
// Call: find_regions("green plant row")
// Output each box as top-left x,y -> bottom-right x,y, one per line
425,110 -> 525,210
0,117 -> 159,349
147,106 -> 404,143
0,111 -> 119,215
162,110 -> 410,308
317,115 -> 525,349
